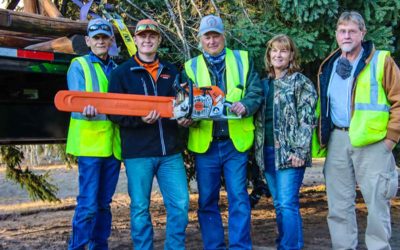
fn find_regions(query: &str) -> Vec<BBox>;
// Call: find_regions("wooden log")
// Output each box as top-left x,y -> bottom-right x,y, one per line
0,30 -> 56,48
0,8 -> 87,36
0,9 -> 135,37
23,0 -> 39,14
38,0 -> 63,18
71,34 -> 89,54
25,36 -> 74,53
24,34 -> 89,54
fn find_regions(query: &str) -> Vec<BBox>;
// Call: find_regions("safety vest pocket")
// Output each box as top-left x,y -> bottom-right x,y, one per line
365,113 -> 388,132
240,118 -> 255,132
349,111 -> 388,147
67,119 -> 114,157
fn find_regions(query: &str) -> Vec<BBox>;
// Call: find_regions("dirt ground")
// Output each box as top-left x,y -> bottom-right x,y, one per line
0,185 -> 399,250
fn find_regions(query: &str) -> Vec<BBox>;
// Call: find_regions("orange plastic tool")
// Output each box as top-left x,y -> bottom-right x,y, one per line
54,90 -> 174,118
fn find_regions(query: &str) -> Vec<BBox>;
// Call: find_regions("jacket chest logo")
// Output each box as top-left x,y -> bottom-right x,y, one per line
159,74 -> 171,79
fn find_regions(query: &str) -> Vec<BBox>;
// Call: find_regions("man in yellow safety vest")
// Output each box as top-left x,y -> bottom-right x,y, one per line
315,11 -> 400,249
179,14 -> 263,249
66,18 -> 121,250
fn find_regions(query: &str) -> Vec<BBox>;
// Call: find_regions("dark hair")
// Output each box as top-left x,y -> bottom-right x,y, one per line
264,34 -> 301,78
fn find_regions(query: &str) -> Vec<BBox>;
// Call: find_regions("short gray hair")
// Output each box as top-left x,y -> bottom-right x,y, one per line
337,11 -> 366,32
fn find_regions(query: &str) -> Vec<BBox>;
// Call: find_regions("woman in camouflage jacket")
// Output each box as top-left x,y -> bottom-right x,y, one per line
254,34 -> 317,250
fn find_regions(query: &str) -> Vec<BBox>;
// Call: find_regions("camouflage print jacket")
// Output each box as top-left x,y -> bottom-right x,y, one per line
254,72 -> 317,171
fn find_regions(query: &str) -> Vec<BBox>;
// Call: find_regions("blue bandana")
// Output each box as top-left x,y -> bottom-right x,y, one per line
203,48 -> 226,84
203,48 -> 226,66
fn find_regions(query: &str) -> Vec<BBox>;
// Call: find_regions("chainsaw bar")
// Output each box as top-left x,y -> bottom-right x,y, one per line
54,90 -> 174,118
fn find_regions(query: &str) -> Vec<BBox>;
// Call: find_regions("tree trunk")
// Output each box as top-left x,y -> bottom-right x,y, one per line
38,0 -> 63,18
23,0 -> 39,14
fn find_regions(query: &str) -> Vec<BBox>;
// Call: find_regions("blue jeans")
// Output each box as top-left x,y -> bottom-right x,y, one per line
124,153 -> 189,250
264,146 -> 305,250
195,139 -> 252,250
69,155 -> 121,250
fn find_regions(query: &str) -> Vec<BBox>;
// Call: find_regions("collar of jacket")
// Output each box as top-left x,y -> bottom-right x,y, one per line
88,51 -> 116,68
128,55 -> 169,72
317,41 -> 375,95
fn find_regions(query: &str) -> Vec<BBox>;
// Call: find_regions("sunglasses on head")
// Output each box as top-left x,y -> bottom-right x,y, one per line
88,24 -> 112,33
135,24 -> 159,33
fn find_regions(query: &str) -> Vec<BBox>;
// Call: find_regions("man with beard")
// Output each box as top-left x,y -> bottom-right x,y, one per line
315,11 -> 400,249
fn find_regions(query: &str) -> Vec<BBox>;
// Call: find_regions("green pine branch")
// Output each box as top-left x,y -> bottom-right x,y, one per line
0,145 -> 60,202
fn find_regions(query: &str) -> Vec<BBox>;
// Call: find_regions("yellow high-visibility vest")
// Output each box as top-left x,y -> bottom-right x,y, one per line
184,48 -> 254,153
66,56 -> 121,159
349,50 -> 391,147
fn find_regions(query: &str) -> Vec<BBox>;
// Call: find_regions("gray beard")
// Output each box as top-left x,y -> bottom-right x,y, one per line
340,45 -> 354,53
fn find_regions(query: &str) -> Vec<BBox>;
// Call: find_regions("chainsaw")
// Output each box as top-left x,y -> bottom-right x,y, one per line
54,81 -> 241,120
172,80 -> 241,120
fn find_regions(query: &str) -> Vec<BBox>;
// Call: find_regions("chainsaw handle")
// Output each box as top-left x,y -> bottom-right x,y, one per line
172,75 -> 193,119
173,80 -> 189,96
186,78 -> 194,118
222,102 -> 242,119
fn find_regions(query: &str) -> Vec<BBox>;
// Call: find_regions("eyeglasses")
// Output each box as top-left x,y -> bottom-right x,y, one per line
135,24 -> 159,33
88,24 -> 112,33
336,29 -> 360,36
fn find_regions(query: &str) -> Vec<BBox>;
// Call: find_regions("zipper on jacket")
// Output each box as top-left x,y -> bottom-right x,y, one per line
141,78 -> 149,95
326,72 -> 334,118
149,64 -> 167,155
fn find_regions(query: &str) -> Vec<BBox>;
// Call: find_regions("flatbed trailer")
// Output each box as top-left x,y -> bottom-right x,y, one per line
0,47 -> 75,144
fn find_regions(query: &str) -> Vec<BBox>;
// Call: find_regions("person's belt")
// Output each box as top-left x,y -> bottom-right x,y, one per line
334,125 -> 349,131
213,135 -> 230,141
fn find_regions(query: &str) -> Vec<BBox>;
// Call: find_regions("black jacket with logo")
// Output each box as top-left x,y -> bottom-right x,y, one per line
108,56 -> 185,159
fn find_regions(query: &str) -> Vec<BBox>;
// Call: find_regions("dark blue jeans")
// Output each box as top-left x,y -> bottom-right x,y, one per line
195,139 -> 252,250
264,146 -> 305,250
124,153 -> 189,250
69,155 -> 121,250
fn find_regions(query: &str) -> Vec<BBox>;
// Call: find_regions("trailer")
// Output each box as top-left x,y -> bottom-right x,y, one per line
0,46 -> 75,144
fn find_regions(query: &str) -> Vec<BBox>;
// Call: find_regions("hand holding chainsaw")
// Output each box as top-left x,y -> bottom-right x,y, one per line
142,110 -> 161,124
230,102 -> 247,116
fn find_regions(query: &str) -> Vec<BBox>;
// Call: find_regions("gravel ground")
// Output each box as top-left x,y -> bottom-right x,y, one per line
0,158 -> 399,249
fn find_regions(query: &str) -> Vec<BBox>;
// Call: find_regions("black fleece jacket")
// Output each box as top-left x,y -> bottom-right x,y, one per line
108,56 -> 184,159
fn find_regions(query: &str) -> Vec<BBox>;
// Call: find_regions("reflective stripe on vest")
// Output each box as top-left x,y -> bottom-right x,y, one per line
66,56 -> 121,159
184,48 -> 254,153
349,50 -> 390,147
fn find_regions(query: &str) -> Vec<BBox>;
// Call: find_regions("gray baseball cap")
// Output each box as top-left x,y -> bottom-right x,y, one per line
198,15 -> 224,37
87,18 -> 113,38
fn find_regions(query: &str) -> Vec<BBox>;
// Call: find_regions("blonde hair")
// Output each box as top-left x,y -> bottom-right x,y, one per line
264,34 -> 301,78
337,11 -> 366,32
